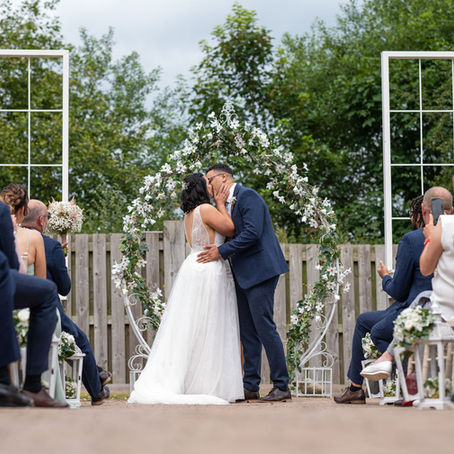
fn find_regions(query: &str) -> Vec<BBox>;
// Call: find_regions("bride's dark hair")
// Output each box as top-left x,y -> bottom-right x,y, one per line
180,173 -> 210,214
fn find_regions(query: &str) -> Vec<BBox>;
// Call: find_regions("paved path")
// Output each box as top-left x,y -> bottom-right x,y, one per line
1,397 -> 452,454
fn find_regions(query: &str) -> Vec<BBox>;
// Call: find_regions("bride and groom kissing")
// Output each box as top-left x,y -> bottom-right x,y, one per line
129,163 -> 291,405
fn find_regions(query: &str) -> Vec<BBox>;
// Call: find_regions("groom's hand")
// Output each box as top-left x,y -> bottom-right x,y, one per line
197,245 -> 220,263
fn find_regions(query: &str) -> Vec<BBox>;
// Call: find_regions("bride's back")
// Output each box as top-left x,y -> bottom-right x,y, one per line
184,204 -> 224,251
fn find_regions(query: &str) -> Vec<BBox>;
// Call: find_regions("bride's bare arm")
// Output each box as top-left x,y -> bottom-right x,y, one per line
200,203 -> 234,237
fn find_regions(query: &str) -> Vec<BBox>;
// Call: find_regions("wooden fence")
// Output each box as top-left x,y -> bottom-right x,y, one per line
64,221 -> 397,385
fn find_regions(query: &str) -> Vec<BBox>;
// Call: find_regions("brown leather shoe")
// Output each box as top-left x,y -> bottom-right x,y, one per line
333,387 -> 365,404
22,389 -> 69,408
236,388 -> 260,402
260,387 -> 291,402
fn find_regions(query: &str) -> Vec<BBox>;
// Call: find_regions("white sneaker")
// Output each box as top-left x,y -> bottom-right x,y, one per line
360,361 -> 392,381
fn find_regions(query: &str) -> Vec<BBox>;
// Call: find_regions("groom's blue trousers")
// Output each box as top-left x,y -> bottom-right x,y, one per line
235,275 -> 289,392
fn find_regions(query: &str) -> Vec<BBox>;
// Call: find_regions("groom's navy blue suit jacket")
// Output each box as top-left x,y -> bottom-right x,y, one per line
218,184 -> 288,289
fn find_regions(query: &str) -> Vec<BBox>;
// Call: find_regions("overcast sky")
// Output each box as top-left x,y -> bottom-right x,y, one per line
53,0 -> 349,88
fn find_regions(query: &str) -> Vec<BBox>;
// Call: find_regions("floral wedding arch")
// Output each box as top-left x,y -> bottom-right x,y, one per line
112,102 -> 350,388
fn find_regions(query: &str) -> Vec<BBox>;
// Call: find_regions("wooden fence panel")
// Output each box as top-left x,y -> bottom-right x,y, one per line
306,244 -> 321,367
374,244 -> 388,310
340,245 -> 355,384
93,234 -> 108,371
75,234 -> 89,336
358,245 -> 372,314
110,234 -> 126,383
163,221 -> 185,299
145,232 -> 161,345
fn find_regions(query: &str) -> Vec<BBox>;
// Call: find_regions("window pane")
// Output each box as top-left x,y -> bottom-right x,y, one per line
0,57 -> 28,110
30,112 -> 62,164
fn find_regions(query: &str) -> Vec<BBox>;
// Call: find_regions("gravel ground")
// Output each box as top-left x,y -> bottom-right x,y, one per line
1,391 -> 453,454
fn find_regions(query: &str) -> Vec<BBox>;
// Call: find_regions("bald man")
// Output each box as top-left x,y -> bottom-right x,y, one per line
22,200 -> 111,405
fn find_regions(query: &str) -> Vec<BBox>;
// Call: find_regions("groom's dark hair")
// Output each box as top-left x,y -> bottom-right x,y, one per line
206,163 -> 233,176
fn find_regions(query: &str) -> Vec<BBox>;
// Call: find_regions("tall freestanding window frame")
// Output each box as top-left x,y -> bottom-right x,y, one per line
382,51 -> 454,268
0,49 -> 69,201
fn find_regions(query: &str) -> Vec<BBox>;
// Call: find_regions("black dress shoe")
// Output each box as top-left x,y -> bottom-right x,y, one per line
91,385 -> 110,406
260,387 -> 292,402
333,387 -> 365,404
236,388 -> 260,402
0,383 -> 34,407
98,369 -> 112,387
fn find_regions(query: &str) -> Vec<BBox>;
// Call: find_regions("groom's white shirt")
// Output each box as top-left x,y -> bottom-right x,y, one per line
226,183 -> 236,216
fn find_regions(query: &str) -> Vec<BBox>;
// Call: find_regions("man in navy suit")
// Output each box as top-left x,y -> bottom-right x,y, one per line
198,164 -> 290,401
334,186 -> 453,404
0,201 -> 66,407
0,250 -> 33,406
22,199 -> 111,405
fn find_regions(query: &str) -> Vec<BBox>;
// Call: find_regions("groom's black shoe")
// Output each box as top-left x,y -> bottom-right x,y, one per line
91,385 -> 110,406
236,388 -> 260,402
259,387 -> 291,402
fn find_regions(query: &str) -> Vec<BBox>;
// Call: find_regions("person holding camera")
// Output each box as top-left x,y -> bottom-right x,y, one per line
334,186 -> 452,404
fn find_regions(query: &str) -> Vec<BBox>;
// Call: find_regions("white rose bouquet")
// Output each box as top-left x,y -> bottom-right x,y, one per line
58,332 -> 76,361
13,309 -> 30,347
362,332 -> 381,360
423,377 -> 452,398
393,306 -> 435,352
47,199 -> 84,235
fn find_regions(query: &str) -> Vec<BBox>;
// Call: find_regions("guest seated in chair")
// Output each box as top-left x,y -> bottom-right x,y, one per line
361,187 -> 454,396
0,198 -> 66,408
21,199 -> 112,405
333,187 -> 452,404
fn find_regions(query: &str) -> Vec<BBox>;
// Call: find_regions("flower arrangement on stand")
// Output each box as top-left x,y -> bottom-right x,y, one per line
362,332 -> 381,360
393,307 -> 435,353
13,309 -> 29,348
65,377 -> 77,399
112,101 -> 350,384
423,377 -> 452,398
58,332 -> 76,361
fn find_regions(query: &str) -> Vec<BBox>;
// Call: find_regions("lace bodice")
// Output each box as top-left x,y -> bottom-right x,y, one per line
187,205 -> 225,252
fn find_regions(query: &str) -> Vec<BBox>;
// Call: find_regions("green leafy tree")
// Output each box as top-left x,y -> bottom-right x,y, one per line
0,0 -> 187,232
271,0 -> 454,241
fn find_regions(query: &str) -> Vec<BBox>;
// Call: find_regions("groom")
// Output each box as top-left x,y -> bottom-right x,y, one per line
198,164 -> 291,402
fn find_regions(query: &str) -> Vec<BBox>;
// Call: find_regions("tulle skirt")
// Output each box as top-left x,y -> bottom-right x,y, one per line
128,252 -> 244,405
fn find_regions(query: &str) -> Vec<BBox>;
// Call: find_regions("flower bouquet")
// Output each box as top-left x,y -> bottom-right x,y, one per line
58,332 -> 76,361
362,332 -> 381,360
46,199 -> 84,255
393,306 -> 435,353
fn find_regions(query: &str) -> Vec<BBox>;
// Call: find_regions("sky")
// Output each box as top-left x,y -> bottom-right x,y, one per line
52,0 -> 349,89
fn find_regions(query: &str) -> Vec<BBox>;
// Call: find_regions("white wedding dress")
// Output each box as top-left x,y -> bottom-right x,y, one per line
128,205 -> 244,405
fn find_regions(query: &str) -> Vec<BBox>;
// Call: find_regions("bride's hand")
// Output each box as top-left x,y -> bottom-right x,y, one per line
214,183 -> 229,207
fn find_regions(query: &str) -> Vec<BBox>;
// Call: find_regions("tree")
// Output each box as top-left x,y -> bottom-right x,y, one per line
270,0 -> 454,241
0,0 -> 187,232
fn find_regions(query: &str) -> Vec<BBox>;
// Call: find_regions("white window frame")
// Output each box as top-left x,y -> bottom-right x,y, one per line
382,51 -> 454,267
0,49 -> 69,202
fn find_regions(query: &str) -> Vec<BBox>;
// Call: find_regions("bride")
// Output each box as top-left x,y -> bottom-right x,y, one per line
129,172 -> 244,405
